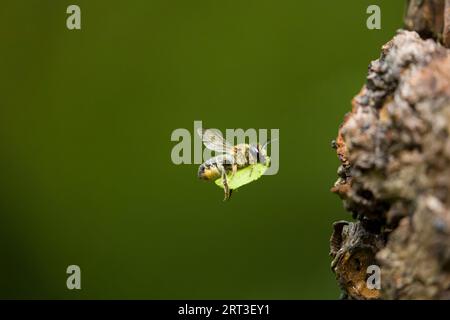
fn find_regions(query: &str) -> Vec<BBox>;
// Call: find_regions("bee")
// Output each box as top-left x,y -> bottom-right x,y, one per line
197,128 -> 270,201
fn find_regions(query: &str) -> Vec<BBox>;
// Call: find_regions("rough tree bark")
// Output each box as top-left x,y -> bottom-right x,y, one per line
330,0 -> 450,299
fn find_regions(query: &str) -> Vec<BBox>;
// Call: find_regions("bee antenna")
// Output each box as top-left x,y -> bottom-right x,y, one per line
262,139 -> 277,150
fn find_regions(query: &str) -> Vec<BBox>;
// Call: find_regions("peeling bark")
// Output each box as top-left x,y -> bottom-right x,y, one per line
330,3 -> 450,299
405,0 -> 450,47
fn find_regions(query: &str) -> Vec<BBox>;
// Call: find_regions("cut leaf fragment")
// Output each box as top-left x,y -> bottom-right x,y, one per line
214,163 -> 269,190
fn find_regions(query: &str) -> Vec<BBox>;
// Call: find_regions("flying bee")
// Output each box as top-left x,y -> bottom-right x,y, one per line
197,128 -> 271,201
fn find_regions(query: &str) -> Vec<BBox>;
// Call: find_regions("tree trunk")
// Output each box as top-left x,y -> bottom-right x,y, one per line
330,0 -> 450,299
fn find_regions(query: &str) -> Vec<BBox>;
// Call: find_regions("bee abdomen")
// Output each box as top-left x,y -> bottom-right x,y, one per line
198,163 -> 221,181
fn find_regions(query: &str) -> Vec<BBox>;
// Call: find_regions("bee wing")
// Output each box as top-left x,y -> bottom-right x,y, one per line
197,128 -> 234,154
205,154 -> 234,166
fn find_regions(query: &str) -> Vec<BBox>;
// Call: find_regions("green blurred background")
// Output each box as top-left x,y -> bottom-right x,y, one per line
0,1 -> 403,299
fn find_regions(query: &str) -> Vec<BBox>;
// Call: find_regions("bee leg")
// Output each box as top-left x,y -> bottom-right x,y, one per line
220,167 -> 231,201
231,163 -> 238,178
248,165 -> 254,177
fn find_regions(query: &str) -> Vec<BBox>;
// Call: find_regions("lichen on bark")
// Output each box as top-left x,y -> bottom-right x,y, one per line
330,10 -> 450,299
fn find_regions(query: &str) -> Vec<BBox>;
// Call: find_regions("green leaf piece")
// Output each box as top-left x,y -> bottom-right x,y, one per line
214,162 -> 269,190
